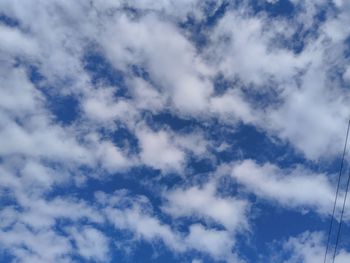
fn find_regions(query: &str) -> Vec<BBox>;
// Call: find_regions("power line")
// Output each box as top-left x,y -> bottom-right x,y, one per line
332,129 -> 350,263
323,119 -> 350,263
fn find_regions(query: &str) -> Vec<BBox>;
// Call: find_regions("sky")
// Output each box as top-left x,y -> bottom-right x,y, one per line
1,0 -> 350,262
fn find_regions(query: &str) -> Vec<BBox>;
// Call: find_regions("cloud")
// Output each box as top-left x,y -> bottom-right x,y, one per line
0,223 -> 72,263
205,5 -> 350,160
186,224 -> 238,262
0,24 -> 37,58
97,190 -> 243,261
82,86 -> 139,126
96,140 -> 131,172
231,159 -> 336,214
96,190 -> 185,252
100,13 -> 214,115
1,0 -> 350,262
162,182 -> 249,231
68,226 -> 110,262
207,11 -> 303,86
343,66 -> 350,82
129,77 -> 166,113
136,127 -> 186,172
0,190 -> 105,262
282,231 -> 350,263
265,67 -> 350,160
209,89 -> 256,124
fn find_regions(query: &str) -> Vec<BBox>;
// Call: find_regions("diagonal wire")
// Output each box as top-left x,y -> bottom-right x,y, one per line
332,134 -> 350,263
323,119 -> 350,263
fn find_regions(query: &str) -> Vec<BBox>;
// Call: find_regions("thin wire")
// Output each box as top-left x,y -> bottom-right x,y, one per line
332,145 -> 350,263
323,119 -> 350,263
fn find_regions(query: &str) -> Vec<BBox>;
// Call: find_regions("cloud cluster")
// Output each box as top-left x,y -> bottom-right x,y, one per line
231,159 -> 335,214
282,231 -> 350,263
1,0 -> 350,262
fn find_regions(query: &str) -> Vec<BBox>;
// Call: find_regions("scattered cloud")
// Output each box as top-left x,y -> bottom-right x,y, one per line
1,0 -> 350,262
231,159 -> 335,214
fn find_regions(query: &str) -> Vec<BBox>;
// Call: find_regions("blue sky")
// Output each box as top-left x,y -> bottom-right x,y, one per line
1,0 -> 350,262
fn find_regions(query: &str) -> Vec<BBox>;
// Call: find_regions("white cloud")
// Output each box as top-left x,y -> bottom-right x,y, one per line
205,6 -> 350,160
20,160 -> 60,190
0,24 -> 37,57
0,65 -> 94,166
96,190 -> 185,252
265,67 -> 350,160
0,191 -> 105,262
163,182 -> 249,231
137,127 -> 186,172
282,231 -> 350,263
97,190 -> 244,262
82,87 -> 138,126
0,117 -> 92,164
69,226 -> 110,262
207,11 -> 304,86
231,159 -> 336,214
0,223 -> 72,263
0,66 -> 42,115
96,140 -> 131,172
186,224 -> 238,262
100,13 -> 214,115
136,125 -> 212,172
1,0 -> 350,262
129,77 -> 166,112
108,204 -> 185,251
173,132 -> 210,157
210,89 -> 256,124
343,66 -> 350,82
115,0 -> 225,21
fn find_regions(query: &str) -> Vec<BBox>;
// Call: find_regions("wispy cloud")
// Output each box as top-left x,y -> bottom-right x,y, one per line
1,0 -> 350,262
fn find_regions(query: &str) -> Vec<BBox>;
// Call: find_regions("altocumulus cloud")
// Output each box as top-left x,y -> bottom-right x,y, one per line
1,0 -> 350,263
